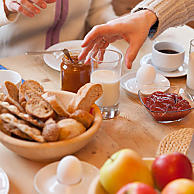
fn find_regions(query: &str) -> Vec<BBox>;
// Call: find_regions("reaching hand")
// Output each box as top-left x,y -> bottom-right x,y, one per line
4,0 -> 56,17
79,10 -> 157,69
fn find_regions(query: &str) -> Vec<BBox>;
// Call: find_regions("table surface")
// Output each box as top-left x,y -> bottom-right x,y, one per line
0,25 -> 193,194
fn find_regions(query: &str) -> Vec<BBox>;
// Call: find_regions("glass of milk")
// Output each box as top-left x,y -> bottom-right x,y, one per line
186,39 -> 194,96
90,49 -> 122,119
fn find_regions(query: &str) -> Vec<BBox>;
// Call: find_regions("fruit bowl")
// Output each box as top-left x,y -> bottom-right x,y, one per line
0,91 -> 102,162
138,86 -> 194,123
88,157 -> 194,194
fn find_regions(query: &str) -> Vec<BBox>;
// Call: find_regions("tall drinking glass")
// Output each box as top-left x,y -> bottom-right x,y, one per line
90,49 -> 122,119
186,39 -> 194,96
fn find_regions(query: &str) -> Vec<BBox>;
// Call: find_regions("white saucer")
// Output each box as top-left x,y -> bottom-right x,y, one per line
43,40 -> 122,71
140,53 -> 188,78
34,161 -> 99,194
0,168 -> 9,194
120,71 -> 170,96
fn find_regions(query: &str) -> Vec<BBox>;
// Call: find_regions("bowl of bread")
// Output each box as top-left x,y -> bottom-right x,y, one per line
0,80 -> 103,162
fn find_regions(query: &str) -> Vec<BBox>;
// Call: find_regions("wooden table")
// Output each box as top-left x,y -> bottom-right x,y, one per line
0,26 -> 193,194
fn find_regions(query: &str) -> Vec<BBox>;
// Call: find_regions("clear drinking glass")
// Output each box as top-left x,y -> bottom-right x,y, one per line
186,39 -> 194,96
90,49 -> 122,119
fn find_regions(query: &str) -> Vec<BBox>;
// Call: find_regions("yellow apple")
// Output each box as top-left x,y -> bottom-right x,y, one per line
99,149 -> 154,194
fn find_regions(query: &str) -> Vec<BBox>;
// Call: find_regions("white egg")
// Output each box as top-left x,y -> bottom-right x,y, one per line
56,155 -> 83,185
136,64 -> 156,85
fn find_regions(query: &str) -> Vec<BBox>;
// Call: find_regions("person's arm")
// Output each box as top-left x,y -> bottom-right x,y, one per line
132,0 -> 194,39
80,9 -> 157,68
87,0 -> 118,27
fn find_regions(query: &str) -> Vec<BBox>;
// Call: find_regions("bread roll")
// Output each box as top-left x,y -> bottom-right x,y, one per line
70,109 -> 94,128
42,118 -> 60,142
57,118 -> 86,140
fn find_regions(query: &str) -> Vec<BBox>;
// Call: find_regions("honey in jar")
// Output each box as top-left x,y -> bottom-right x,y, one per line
60,51 -> 91,93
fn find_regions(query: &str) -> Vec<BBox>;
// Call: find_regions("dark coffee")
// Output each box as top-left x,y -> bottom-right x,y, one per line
158,49 -> 179,54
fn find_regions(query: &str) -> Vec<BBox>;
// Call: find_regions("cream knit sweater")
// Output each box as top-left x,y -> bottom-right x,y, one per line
132,0 -> 194,38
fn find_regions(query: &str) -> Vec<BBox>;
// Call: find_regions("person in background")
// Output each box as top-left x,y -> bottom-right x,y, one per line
79,0 -> 194,69
0,0 -> 117,57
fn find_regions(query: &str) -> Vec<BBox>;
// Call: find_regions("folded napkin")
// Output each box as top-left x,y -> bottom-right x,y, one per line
0,65 -> 7,70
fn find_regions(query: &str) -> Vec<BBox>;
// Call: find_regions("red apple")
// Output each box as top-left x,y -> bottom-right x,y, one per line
117,182 -> 157,194
152,152 -> 193,190
162,178 -> 194,194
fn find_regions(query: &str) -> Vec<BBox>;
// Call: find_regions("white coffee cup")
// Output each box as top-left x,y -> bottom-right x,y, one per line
0,70 -> 22,93
152,41 -> 185,72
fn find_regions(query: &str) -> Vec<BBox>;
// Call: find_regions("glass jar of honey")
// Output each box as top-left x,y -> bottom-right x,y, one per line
60,50 -> 91,93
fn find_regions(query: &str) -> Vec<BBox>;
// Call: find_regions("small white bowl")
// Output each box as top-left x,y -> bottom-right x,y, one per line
0,70 -> 22,92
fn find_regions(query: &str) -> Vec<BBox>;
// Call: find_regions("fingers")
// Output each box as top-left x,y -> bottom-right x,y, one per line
125,40 -> 144,69
8,1 -> 35,17
79,40 -> 97,61
30,0 -> 47,9
44,0 -> 56,3
81,24 -> 115,47
6,0 -> 49,17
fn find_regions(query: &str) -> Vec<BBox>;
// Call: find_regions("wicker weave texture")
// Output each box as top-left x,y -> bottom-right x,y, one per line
157,128 -> 194,156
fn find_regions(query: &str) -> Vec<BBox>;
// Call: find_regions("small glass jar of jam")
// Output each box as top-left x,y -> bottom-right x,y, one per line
60,50 -> 91,93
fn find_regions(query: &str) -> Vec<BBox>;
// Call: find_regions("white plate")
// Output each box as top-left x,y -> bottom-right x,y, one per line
120,71 -> 170,96
34,161 -> 99,194
43,40 -> 123,71
0,168 -> 9,194
140,53 -> 188,78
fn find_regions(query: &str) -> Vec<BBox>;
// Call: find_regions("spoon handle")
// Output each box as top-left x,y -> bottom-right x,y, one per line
63,49 -> 74,63
25,50 -> 63,55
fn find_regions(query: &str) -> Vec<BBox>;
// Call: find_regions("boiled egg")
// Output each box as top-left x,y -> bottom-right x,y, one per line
56,155 -> 83,185
136,64 -> 156,85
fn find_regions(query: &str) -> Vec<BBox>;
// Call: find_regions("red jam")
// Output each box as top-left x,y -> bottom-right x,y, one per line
143,91 -> 191,121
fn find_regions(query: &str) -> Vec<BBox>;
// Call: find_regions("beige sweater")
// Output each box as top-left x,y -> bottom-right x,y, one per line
132,0 -> 194,38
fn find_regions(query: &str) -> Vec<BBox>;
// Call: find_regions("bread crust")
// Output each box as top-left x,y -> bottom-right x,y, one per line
19,80 -> 44,103
0,101 -> 44,128
0,113 -> 45,142
5,81 -> 19,102
42,92 -> 70,117
70,109 -> 94,128
68,83 -> 103,113
5,95 -> 25,113
25,98 -> 54,120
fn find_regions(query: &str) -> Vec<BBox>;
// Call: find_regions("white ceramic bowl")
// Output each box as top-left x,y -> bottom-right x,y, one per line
0,70 -> 22,92
0,91 -> 102,162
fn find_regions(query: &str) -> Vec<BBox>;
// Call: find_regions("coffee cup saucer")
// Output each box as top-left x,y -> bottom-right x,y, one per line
140,53 -> 188,78
120,70 -> 170,96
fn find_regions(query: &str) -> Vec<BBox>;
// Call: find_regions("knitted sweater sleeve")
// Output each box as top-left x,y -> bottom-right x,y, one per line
131,0 -> 194,39
0,0 -> 18,26
87,0 -> 118,27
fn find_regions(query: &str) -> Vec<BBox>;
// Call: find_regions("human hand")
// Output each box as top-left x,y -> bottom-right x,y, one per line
79,10 -> 157,69
4,0 -> 56,17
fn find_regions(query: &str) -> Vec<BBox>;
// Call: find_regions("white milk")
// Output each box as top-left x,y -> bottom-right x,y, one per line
186,52 -> 194,90
91,70 -> 120,107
